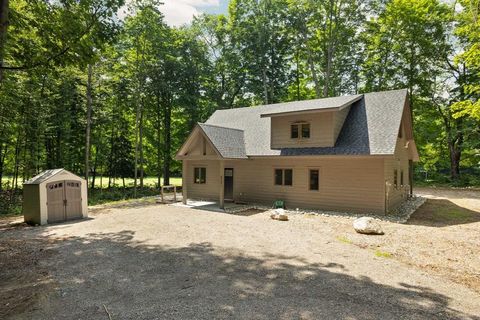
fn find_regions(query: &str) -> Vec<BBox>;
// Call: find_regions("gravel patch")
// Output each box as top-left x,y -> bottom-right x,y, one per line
222,196 -> 427,224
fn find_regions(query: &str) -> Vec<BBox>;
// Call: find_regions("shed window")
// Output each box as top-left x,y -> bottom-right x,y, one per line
194,167 -> 206,184
394,169 -> 398,188
275,169 -> 293,186
291,125 -> 299,139
309,169 -> 319,191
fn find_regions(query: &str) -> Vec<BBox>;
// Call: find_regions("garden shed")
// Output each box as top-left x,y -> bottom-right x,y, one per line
23,169 -> 88,225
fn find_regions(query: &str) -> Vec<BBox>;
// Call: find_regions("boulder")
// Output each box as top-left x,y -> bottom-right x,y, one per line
353,217 -> 384,235
270,209 -> 289,221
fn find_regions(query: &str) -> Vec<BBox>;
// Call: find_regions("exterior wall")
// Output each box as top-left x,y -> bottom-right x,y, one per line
271,112 -> 335,148
184,160 -> 221,201
185,157 -> 386,214
23,185 -> 41,225
384,128 -> 411,212
333,106 -> 350,142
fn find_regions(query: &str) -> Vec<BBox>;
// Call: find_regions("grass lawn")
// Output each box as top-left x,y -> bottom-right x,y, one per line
1,176 -> 182,189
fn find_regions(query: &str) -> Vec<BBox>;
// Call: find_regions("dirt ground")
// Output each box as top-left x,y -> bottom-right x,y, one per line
0,188 -> 479,319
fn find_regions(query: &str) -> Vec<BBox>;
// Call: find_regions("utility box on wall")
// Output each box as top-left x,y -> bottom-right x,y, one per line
23,169 -> 88,225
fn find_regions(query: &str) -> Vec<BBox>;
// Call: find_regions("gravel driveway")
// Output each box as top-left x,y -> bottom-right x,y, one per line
2,196 -> 480,320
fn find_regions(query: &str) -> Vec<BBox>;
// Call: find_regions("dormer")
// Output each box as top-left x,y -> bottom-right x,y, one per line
260,95 -> 363,149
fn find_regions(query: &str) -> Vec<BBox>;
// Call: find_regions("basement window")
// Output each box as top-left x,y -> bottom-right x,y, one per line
275,169 -> 293,186
194,167 -> 206,184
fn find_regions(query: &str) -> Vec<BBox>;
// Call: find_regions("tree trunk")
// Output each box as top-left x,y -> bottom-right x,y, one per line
139,98 -> 144,188
163,100 -> 171,186
448,132 -> 463,180
262,67 -> 269,105
0,143 -> 5,191
85,64 -> 93,184
156,92 -> 162,188
91,144 -> 98,189
0,0 -> 9,83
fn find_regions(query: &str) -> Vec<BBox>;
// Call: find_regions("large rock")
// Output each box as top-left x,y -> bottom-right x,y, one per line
353,217 -> 384,235
270,209 -> 289,221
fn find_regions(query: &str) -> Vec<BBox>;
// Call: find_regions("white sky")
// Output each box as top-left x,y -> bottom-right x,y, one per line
119,0 -> 223,26
157,0 -> 223,26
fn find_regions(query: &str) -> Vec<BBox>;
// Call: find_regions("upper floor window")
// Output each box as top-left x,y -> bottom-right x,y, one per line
291,123 -> 310,139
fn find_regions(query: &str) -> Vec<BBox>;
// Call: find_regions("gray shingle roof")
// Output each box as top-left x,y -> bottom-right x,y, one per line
198,123 -> 248,159
204,89 -> 408,157
260,94 -> 363,117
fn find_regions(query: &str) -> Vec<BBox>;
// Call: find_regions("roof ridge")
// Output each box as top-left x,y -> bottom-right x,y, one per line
198,123 -> 244,132
214,94 -> 364,113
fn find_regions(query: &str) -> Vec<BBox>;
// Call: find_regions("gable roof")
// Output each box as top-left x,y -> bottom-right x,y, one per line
198,123 -> 248,159
260,94 -> 363,117
204,89 -> 410,157
23,169 -> 80,185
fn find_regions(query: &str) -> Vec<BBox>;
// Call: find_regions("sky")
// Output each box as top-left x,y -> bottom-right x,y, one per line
160,0 -> 229,26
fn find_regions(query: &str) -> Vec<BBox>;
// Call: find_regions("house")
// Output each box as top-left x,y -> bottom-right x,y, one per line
176,89 -> 419,214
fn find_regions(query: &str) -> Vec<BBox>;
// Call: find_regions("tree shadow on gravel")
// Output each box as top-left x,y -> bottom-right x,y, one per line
11,229 -> 480,320
408,199 -> 480,227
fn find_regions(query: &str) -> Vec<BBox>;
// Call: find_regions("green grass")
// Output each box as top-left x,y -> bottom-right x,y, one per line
336,236 -> 353,244
1,176 -> 182,190
374,250 -> 393,258
0,176 -> 182,216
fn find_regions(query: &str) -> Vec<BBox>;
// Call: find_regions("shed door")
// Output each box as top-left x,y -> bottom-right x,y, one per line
65,181 -> 82,220
46,182 -> 66,223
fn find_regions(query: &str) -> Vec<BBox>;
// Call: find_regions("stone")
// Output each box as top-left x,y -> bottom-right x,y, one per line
353,217 -> 384,235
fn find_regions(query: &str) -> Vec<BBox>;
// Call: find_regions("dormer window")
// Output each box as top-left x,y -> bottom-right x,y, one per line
291,122 -> 310,139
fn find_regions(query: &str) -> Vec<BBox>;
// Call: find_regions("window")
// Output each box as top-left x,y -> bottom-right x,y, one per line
393,169 -> 398,188
194,167 -> 206,184
400,170 -> 404,186
301,123 -> 310,138
291,125 -> 299,139
284,169 -> 293,186
275,169 -> 283,185
309,169 -> 319,191
291,123 -> 310,139
275,169 -> 293,186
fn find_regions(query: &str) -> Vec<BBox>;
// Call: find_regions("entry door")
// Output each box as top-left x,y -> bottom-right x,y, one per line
224,168 -> 234,201
65,181 -> 82,219
46,181 -> 66,223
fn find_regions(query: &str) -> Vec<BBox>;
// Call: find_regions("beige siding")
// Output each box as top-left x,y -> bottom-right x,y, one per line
384,132 -> 411,211
333,106 -> 350,142
186,157 -> 386,214
186,135 -> 216,156
185,160 -> 220,201
271,112 -> 335,148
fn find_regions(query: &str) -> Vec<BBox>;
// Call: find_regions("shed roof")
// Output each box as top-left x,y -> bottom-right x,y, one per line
205,89 -> 410,157
24,169 -> 80,185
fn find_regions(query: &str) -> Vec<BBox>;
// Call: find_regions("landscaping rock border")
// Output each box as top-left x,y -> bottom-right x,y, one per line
227,196 -> 426,224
